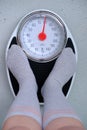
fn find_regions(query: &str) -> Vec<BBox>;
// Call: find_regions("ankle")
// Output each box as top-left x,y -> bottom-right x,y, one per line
19,78 -> 37,92
41,78 -> 62,100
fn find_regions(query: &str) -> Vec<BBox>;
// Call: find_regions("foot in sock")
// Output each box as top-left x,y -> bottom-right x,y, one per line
7,45 -> 36,88
42,48 -> 79,129
44,47 -> 76,89
6,45 -> 41,125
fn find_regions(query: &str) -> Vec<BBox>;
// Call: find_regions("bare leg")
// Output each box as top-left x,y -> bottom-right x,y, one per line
5,127 -> 30,130
3,116 -> 41,130
45,118 -> 85,130
2,45 -> 42,130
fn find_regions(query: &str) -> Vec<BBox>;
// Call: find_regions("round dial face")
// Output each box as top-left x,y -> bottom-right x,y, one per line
17,10 -> 67,62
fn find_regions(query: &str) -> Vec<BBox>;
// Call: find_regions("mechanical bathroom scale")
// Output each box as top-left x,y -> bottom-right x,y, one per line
5,10 -> 77,104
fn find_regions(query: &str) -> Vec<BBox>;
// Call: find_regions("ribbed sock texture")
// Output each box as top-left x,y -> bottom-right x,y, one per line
6,45 -> 42,125
42,48 -> 80,129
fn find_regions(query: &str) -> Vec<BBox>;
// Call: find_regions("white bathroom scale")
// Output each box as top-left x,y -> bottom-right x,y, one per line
5,10 -> 78,104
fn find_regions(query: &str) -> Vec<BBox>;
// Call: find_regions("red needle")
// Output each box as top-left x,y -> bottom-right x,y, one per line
38,17 -> 47,41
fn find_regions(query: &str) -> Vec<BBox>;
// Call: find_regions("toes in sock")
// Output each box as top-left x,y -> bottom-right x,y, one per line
45,47 -> 76,88
7,45 -> 36,87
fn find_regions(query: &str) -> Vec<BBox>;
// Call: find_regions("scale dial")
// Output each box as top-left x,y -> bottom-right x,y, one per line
17,10 -> 67,62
